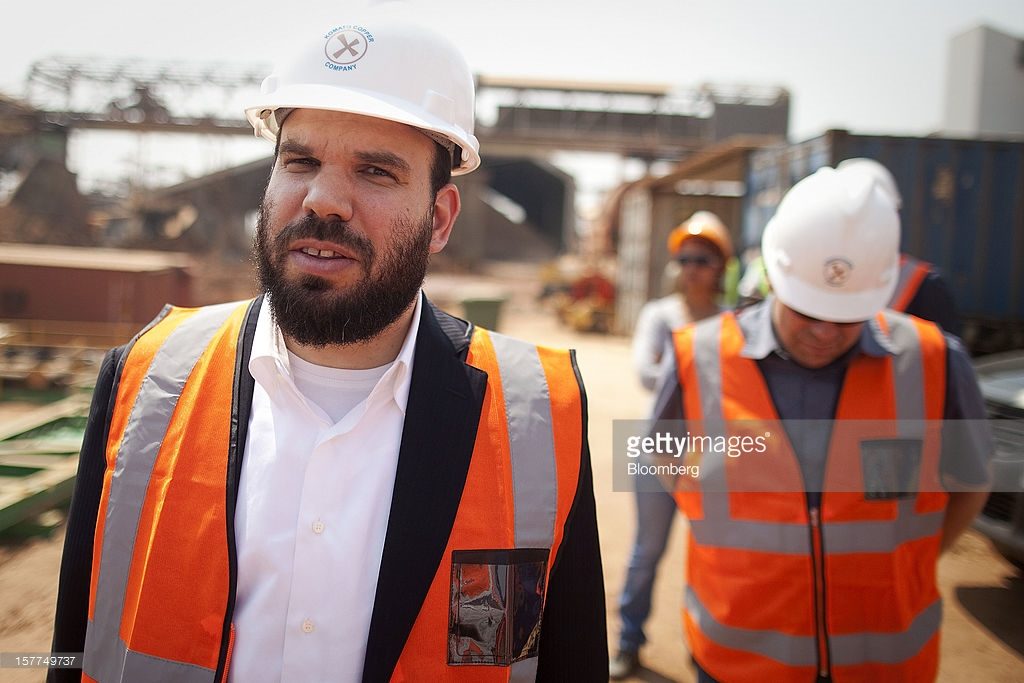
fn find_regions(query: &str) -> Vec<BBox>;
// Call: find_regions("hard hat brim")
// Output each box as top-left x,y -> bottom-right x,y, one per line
245,83 -> 481,175
669,231 -> 733,261
765,257 -> 898,323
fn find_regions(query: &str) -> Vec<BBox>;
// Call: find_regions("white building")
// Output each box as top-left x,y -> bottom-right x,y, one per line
944,25 -> 1024,137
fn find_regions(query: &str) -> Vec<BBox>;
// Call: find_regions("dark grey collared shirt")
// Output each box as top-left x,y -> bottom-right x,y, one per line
651,298 -> 993,504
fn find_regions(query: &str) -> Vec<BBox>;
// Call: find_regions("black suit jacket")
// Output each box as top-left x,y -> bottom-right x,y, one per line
50,296 -> 608,682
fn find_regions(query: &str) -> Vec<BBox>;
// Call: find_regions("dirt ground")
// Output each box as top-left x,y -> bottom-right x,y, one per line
0,263 -> 1022,682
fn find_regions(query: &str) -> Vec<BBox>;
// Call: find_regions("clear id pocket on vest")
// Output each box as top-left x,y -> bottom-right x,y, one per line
448,548 -> 548,666
859,438 -> 923,500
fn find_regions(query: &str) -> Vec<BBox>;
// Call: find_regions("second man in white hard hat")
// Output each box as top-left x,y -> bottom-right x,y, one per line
647,165 -> 992,682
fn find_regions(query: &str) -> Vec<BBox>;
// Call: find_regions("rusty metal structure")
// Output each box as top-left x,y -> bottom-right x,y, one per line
23,59 -> 789,157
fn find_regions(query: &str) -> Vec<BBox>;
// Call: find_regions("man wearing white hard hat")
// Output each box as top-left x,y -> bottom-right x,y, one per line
647,166 -> 992,681
49,6 -> 607,682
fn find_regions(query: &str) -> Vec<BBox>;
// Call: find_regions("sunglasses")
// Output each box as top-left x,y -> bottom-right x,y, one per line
676,255 -> 716,268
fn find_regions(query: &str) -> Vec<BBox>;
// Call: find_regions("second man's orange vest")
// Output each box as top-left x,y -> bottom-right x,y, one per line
673,309 -> 947,683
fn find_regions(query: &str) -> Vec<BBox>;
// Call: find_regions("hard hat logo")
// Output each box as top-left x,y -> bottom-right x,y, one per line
324,26 -> 373,68
824,258 -> 853,287
246,13 -> 481,173
329,33 -> 364,63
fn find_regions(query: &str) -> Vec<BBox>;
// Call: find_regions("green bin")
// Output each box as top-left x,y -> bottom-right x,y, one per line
461,297 -> 506,331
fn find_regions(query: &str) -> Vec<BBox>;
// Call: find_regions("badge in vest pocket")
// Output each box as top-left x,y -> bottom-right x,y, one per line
860,438 -> 923,500
448,548 -> 548,666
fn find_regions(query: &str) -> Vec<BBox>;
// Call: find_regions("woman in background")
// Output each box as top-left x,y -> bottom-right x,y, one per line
611,210 -> 734,680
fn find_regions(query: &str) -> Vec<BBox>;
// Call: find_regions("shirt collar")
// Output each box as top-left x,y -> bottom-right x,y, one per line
738,296 -> 897,361
249,291 -> 423,416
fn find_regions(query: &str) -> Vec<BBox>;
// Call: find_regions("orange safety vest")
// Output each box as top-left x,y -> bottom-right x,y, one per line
673,310 -> 947,683
889,255 -> 931,313
81,300 -> 584,682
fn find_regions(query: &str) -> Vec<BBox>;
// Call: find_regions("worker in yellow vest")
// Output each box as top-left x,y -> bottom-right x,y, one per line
649,165 -> 992,681
49,7 -> 607,682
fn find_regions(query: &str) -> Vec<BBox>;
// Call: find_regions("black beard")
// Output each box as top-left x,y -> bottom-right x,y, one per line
254,205 -> 433,348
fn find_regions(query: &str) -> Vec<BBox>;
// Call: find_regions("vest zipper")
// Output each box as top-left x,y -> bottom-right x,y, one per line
213,404 -> 243,681
219,624 -> 236,683
809,506 -> 831,679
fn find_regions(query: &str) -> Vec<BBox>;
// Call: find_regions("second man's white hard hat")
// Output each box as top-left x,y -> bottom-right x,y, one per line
761,166 -> 900,322
836,157 -> 902,209
245,5 -> 481,174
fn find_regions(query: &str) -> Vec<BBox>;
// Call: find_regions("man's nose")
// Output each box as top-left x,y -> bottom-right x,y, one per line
807,320 -> 842,342
301,171 -> 355,222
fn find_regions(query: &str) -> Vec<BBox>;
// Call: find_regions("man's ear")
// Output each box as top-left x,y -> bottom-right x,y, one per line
429,183 -> 460,254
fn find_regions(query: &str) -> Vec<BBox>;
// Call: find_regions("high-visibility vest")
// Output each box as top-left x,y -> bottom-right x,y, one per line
673,310 -> 947,683
81,300 -> 584,682
889,255 -> 931,313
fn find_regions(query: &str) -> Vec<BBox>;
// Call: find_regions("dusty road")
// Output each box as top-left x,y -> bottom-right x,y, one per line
0,265 -> 1022,682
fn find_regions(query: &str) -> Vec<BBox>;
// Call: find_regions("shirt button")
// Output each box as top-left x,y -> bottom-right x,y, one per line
312,520 -> 325,534
302,619 -> 315,634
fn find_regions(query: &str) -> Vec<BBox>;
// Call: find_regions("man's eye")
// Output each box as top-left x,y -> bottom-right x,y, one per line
362,165 -> 397,180
284,157 -> 317,168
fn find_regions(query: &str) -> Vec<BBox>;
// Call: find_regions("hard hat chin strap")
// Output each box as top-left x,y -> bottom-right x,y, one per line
273,107 -> 294,130
418,129 -> 458,169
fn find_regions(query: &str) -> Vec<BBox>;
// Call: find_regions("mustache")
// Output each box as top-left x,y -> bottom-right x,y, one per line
272,214 -> 374,262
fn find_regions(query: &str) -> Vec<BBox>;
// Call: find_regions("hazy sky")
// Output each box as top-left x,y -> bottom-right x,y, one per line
2,0 -> 1022,197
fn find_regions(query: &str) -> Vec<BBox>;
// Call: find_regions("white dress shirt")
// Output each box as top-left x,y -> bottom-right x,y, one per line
229,295 -> 422,683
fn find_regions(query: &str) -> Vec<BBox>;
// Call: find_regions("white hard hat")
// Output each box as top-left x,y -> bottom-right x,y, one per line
762,166 -> 900,322
836,157 -> 901,208
245,7 -> 480,175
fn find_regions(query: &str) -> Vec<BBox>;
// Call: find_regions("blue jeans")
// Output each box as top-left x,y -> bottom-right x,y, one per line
617,485 -> 677,652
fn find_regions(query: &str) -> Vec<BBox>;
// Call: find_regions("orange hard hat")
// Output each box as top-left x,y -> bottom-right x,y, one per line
667,211 -> 733,261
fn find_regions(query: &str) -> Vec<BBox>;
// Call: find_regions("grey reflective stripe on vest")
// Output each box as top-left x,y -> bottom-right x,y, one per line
824,499 -> 942,552
689,517 -> 810,554
489,332 -> 559,551
691,317 -> 729,520
686,587 -> 818,667
884,311 -> 925,426
686,589 -> 942,669
831,600 -> 942,665
84,302 -> 241,683
488,332 -> 560,682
